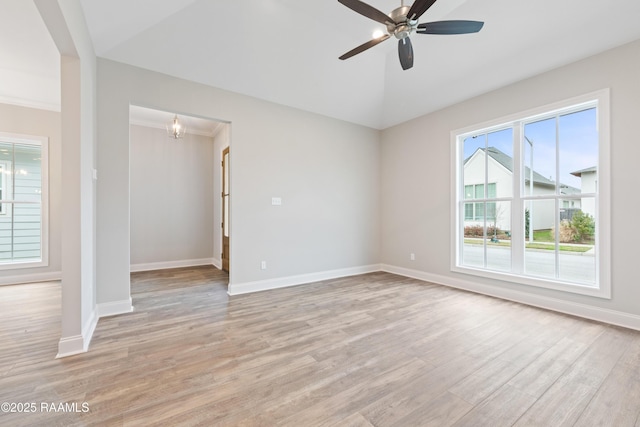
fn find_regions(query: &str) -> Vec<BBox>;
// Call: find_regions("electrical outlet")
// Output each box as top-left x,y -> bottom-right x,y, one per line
410,253 -> 415,261
261,261 -> 267,270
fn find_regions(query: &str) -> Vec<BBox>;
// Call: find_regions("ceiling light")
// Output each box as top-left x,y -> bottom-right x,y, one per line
372,29 -> 385,39
167,114 -> 186,139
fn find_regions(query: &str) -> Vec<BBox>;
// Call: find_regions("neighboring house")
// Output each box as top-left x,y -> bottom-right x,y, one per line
571,166 -> 597,217
463,147 -> 581,232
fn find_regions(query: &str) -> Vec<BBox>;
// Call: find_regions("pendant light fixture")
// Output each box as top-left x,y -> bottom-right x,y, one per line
167,114 -> 186,139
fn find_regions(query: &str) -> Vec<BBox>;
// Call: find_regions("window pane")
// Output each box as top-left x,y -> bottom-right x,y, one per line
474,184 -> 484,199
462,204 -> 484,268
223,195 -> 229,237
475,202 -> 484,220
486,201 -> 511,272
487,128 -> 513,197
486,202 -> 496,220
464,203 -> 473,220
559,108 -> 597,195
524,118 -> 556,195
487,183 -> 496,198
14,144 -> 42,203
558,203 -> 596,285
464,185 -> 473,200
12,203 -> 41,262
524,199 -> 557,279
0,215 -> 11,260
223,151 -> 229,194
463,135 -> 485,195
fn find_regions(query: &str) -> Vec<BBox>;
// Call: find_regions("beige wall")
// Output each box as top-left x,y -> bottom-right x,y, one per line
381,38 -> 640,316
129,124 -> 214,268
96,59 -> 381,304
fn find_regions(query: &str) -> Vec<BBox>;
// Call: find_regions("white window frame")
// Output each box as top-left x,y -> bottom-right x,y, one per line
450,89 -> 610,298
0,160 -> 11,216
0,132 -> 49,270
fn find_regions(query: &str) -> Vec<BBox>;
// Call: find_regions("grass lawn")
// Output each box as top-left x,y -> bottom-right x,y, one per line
525,243 -> 592,253
533,229 -> 553,242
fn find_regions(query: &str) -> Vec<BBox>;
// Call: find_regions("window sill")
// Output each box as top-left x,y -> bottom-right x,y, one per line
451,265 -> 610,299
0,259 -> 48,271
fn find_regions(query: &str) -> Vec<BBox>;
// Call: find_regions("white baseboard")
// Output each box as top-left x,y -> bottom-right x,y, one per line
212,258 -> 222,270
381,264 -> 640,332
130,258 -> 214,272
0,271 -> 62,286
228,264 -> 381,296
56,307 -> 98,358
56,335 -> 86,359
97,298 -> 134,318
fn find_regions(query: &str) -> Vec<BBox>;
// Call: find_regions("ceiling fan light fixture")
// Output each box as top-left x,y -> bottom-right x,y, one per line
167,114 -> 187,139
372,28 -> 386,39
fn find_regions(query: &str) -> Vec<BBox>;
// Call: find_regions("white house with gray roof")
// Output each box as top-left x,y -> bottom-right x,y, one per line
571,166 -> 597,217
464,147 -> 581,232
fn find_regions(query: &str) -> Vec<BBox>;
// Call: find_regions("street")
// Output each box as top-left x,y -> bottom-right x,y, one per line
462,244 -> 596,285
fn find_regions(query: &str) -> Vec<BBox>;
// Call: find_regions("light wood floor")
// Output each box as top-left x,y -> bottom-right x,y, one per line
1,267 -> 640,426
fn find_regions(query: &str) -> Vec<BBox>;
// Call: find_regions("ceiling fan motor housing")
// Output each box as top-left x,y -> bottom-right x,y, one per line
386,6 -> 418,39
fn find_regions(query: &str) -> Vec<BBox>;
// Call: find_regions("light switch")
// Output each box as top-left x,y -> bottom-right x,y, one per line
271,197 -> 282,206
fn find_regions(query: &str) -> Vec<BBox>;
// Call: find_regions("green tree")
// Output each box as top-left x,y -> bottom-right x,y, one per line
571,211 -> 595,243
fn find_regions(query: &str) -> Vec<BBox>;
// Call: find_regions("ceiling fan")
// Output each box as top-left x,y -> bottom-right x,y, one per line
338,0 -> 484,70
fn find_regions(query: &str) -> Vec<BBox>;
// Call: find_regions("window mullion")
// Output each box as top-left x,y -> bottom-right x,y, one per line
483,133 -> 488,267
511,123 -> 524,274
11,145 -> 15,261
554,116 -> 561,279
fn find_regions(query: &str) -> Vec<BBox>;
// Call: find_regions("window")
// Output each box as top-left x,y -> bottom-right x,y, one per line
464,183 -> 496,220
0,132 -> 48,269
451,90 -> 610,298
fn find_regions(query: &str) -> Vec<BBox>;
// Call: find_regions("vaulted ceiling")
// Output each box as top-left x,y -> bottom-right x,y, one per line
3,0 -> 640,129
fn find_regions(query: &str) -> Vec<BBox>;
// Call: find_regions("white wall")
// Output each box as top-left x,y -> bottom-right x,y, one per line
381,38 -> 640,318
0,103 -> 61,284
96,59 -> 380,304
129,124 -> 214,268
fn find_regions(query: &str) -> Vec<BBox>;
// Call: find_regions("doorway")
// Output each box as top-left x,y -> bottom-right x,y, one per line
128,106 -> 228,273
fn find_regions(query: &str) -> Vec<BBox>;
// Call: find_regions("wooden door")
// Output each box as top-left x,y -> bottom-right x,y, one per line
221,147 -> 230,272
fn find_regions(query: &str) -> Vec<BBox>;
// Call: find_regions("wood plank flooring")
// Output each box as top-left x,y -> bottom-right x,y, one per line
1,266 -> 640,426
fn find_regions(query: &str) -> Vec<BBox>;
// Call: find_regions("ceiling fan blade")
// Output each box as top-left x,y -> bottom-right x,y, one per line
398,37 -> 414,70
406,0 -> 438,21
417,20 -> 484,35
338,0 -> 394,25
339,34 -> 391,60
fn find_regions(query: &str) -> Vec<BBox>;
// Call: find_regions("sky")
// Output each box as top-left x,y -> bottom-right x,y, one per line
463,107 -> 598,189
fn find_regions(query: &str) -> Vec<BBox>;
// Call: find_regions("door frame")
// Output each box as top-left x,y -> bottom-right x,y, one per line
221,146 -> 230,272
